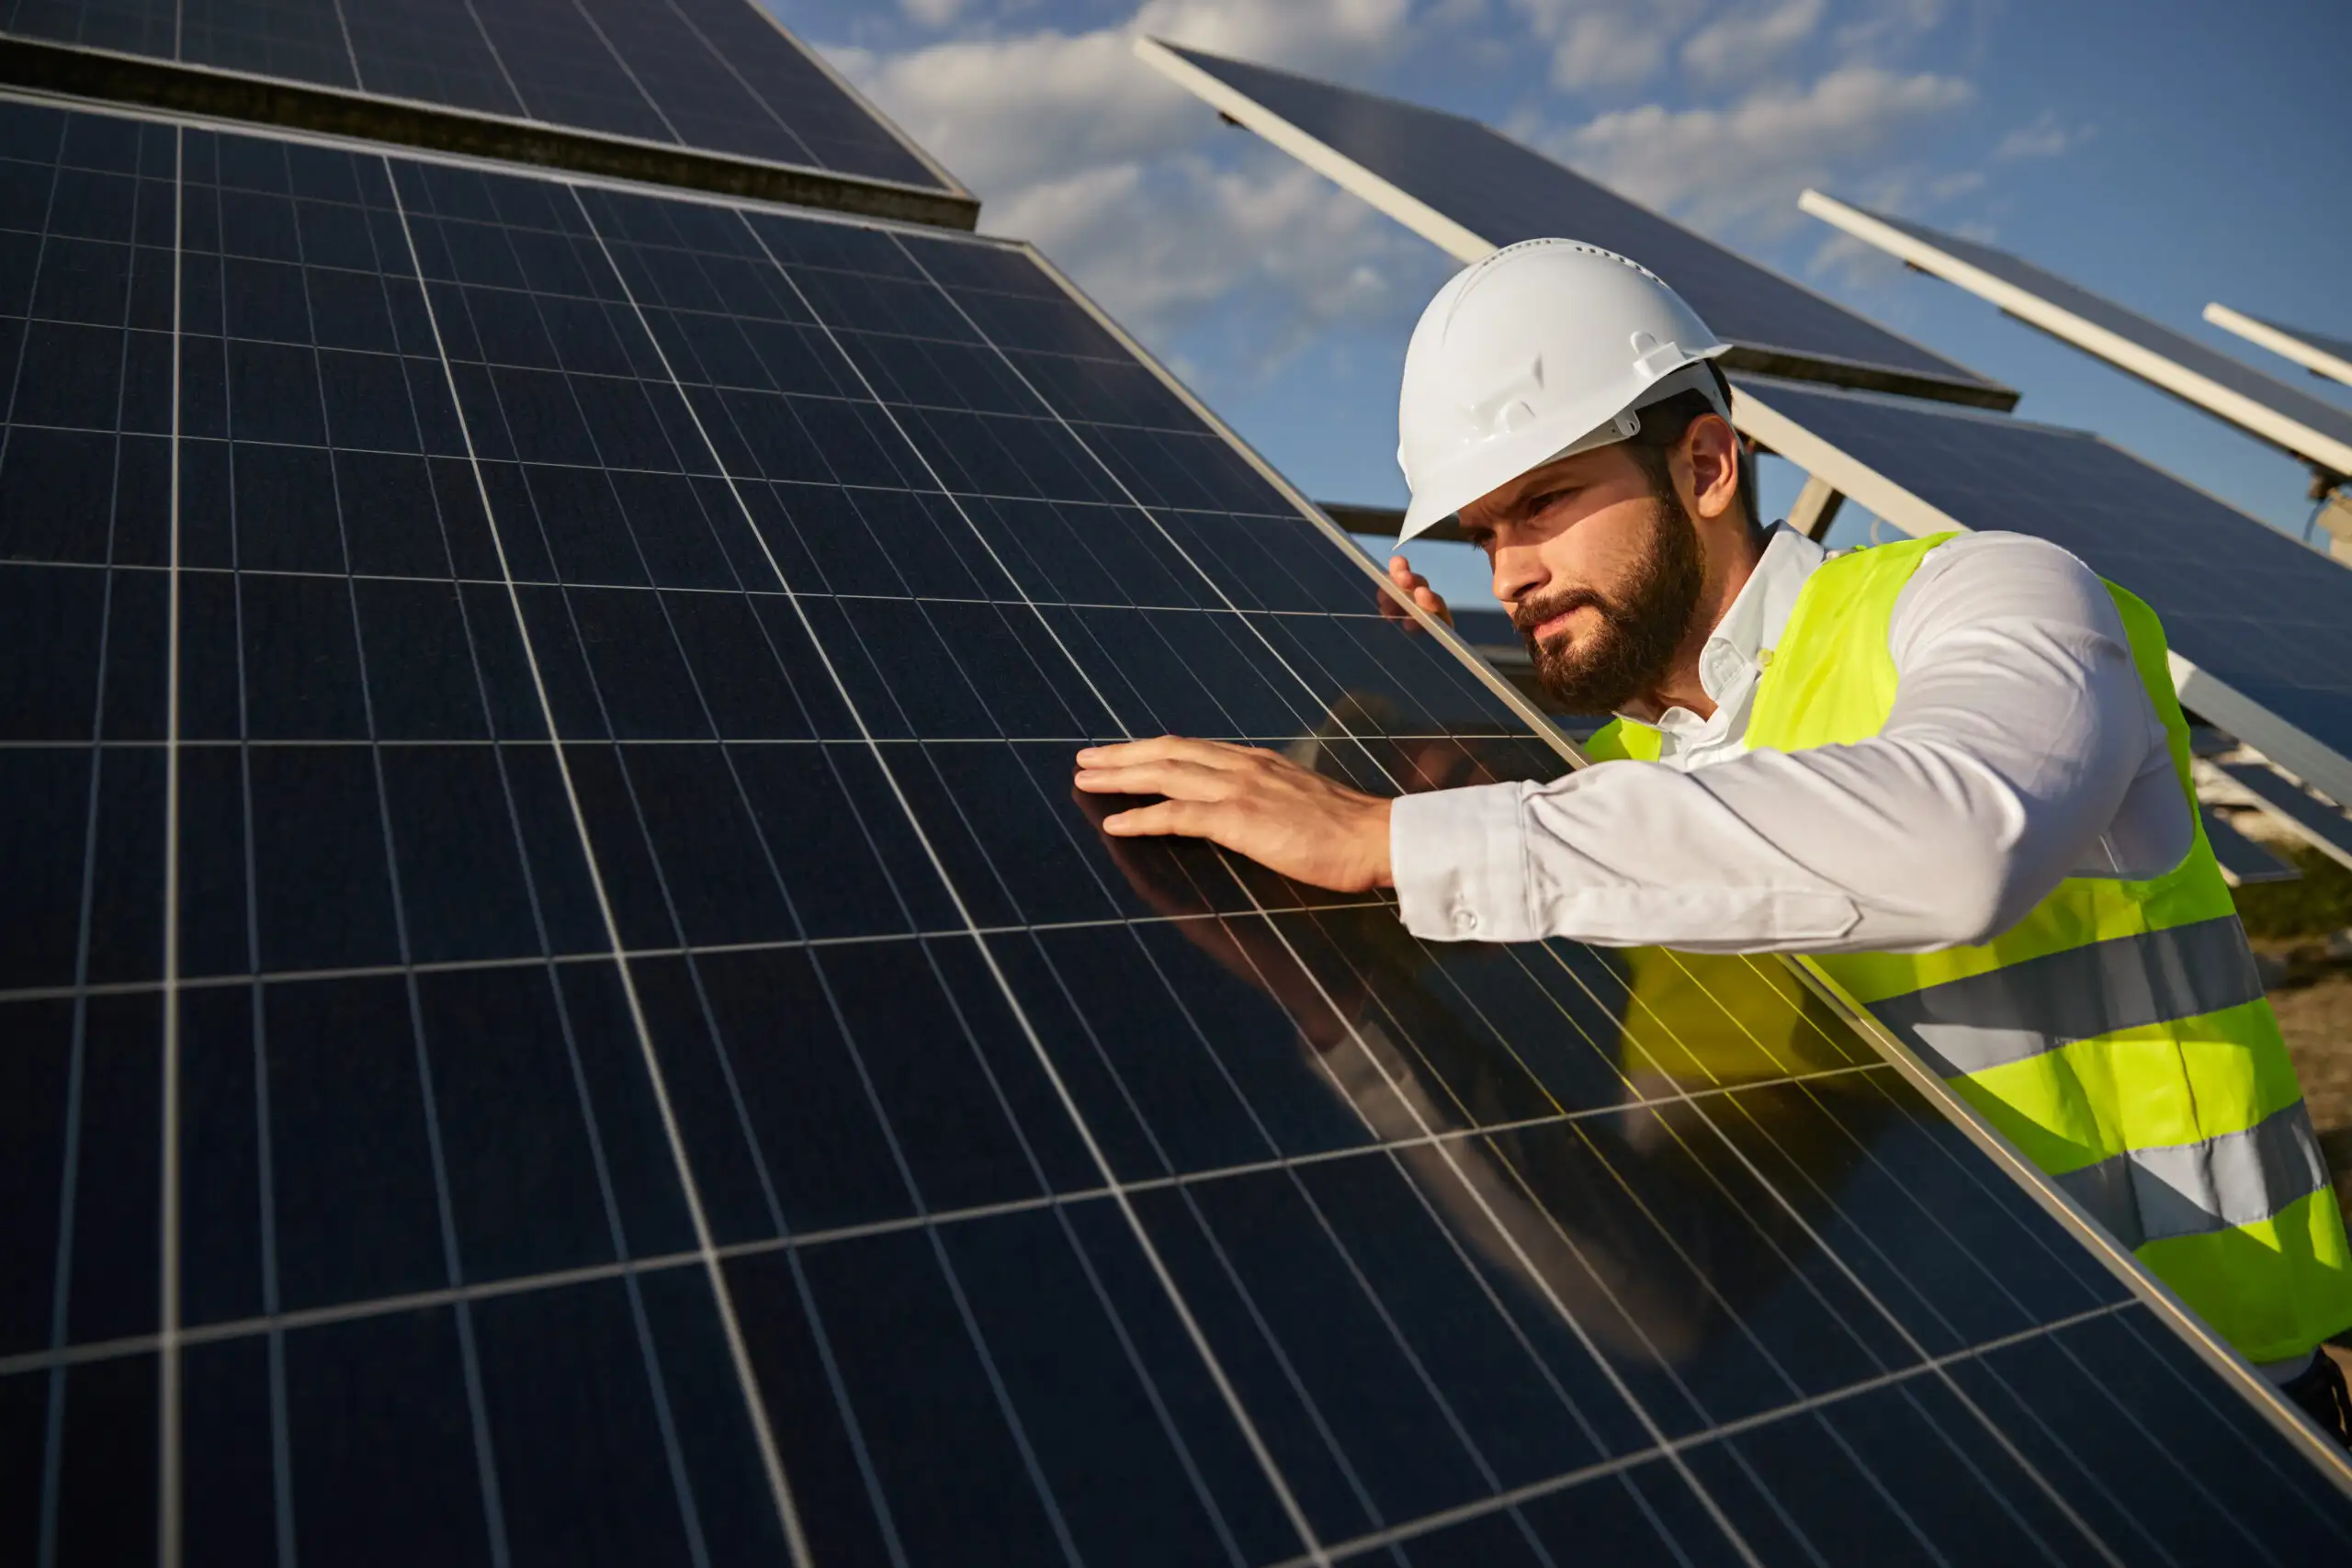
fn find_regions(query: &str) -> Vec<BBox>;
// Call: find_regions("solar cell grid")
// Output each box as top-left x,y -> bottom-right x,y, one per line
4,0 -> 178,57
0,0 -> 959,197
4,96 -> 2349,1565
339,0 -> 524,118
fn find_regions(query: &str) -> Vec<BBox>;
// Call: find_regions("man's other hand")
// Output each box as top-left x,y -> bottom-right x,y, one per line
1380,555 -> 1452,630
1073,737 -> 1393,893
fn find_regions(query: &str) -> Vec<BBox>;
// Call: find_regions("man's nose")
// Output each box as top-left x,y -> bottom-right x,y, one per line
1490,542 -> 1546,606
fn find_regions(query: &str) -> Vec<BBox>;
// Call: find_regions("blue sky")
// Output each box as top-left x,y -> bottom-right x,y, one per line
780,0 -> 2352,604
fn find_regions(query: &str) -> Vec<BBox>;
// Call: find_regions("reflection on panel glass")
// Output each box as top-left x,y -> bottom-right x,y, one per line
4,97 -> 2346,1568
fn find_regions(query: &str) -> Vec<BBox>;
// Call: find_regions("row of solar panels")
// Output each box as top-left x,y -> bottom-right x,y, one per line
6,6 -> 2350,1562
1135,38 -> 2352,821
0,0 -> 976,224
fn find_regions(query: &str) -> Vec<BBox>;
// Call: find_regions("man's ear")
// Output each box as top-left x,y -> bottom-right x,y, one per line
1682,414 -> 1742,522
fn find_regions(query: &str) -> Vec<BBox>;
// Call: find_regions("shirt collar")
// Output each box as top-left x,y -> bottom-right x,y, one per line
1702,524 -> 1825,695
1624,524 -> 1826,729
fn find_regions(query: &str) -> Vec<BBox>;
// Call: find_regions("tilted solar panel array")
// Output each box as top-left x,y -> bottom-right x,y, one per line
0,0 -> 958,197
1137,39 -> 2012,412
5,95 -> 2350,1564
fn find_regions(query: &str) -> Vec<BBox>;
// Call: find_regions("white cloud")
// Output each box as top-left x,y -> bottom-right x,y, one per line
1833,0 -> 1948,55
1547,11 -> 1670,88
900,0 -> 966,28
820,0 -> 1432,378
1558,64 -> 1974,236
1994,109 -> 2092,160
830,28 -> 1190,197
1509,0 -> 1709,90
1679,0 -> 1825,84
831,0 -> 1408,196
1131,0 -> 1411,64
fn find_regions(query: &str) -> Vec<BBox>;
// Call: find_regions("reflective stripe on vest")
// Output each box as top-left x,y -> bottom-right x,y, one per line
1866,915 -> 2264,1077
1590,533 -> 2352,1363
2055,1099 -> 2333,1251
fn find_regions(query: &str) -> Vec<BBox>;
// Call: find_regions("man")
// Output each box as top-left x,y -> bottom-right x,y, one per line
1073,239 -> 2352,1441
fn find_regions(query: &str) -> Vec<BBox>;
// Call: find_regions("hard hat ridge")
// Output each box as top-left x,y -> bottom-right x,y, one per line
1395,238 -> 1730,543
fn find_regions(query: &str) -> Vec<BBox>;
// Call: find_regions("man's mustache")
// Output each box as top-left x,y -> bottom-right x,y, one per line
1510,587 -> 1613,642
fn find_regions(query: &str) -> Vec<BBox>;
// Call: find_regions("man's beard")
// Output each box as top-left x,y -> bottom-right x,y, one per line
1511,489 -> 1705,714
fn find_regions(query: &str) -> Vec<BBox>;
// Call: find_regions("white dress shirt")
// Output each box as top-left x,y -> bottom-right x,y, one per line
1390,526 -> 2194,953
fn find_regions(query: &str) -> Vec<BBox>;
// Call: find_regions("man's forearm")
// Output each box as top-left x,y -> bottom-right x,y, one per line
1389,764 -> 1872,952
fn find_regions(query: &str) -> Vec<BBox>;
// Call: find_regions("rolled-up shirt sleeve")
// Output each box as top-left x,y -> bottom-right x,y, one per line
1390,533 -> 2189,953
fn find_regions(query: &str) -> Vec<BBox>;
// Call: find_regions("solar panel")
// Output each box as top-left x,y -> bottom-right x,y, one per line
2199,807 -> 2299,887
0,0 -> 977,225
1134,37 -> 2015,413
7,95 -> 2351,1563
2205,304 -> 2352,390
1733,376 -> 2352,810
1800,192 -> 2352,481
2217,762 -> 2352,875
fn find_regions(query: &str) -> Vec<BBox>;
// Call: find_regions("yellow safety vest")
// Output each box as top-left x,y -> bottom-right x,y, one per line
1586,532 -> 2352,1363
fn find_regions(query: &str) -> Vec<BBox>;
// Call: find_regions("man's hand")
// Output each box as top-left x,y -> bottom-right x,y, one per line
1379,555 -> 1452,630
1073,737 -> 1394,893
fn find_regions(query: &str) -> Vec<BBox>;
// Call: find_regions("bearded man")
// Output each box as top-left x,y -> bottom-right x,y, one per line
1071,239 -> 2352,1442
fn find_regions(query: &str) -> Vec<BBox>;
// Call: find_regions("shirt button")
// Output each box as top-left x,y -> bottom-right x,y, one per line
1450,907 -> 1479,934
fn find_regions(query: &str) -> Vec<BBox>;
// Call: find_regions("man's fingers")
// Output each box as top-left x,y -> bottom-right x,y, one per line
1073,759 -> 1238,800
1101,799 -> 1214,838
1075,734 -> 1248,771
1383,557 -> 1437,628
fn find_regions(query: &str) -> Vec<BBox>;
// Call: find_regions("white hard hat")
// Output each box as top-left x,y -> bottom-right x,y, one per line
1395,239 -> 1732,543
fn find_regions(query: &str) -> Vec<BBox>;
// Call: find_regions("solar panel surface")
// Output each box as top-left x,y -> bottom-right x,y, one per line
1800,194 -> 2352,478
2198,807 -> 2298,888
5,96 -> 2349,1565
0,0 -> 959,197
1136,39 -> 2014,413
2218,762 -> 2352,874
1733,377 -> 2352,810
